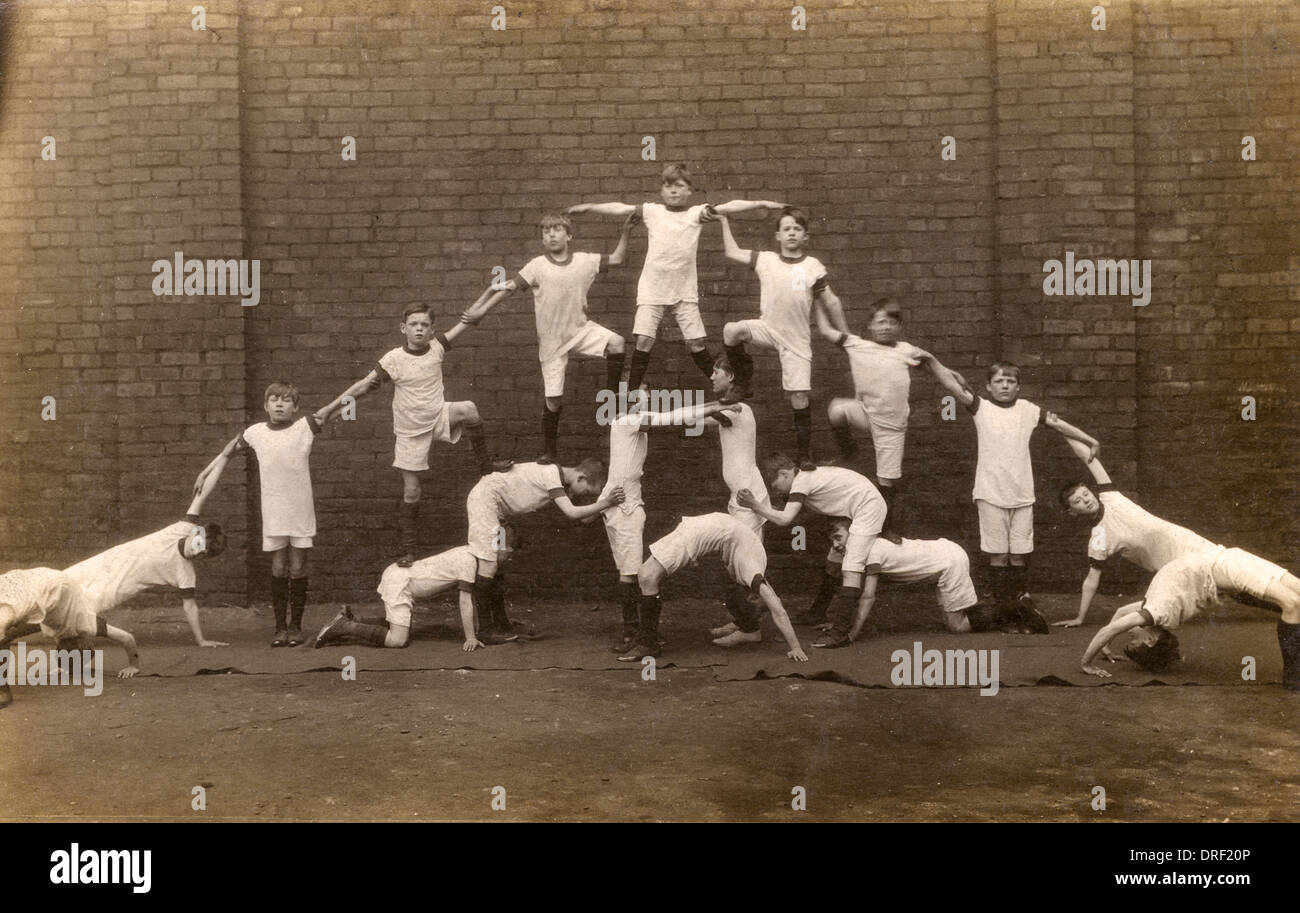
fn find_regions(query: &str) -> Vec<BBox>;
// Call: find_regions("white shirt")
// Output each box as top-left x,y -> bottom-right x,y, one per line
516,251 -> 605,362
636,202 -> 708,305
751,251 -> 828,359
66,521 -> 199,612
1143,553 -> 1220,629
842,336 -> 924,430
716,403 -> 769,510
378,342 -> 449,436
1087,487 -> 1220,572
0,567 -> 97,639
865,537 -> 963,583
239,417 -> 319,538
970,397 -> 1042,508
789,466 -> 886,532
603,416 -> 647,516
478,462 -> 567,517
378,546 -> 478,605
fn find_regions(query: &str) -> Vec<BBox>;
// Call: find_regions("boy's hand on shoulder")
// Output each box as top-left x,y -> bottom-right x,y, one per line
623,211 -> 641,229
605,486 -> 626,506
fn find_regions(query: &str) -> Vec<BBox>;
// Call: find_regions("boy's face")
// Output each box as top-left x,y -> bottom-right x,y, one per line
867,310 -> 901,345
541,223 -> 571,255
660,178 -> 692,207
709,364 -> 736,395
1066,485 -> 1100,517
771,467 -> 796,497
568,473 -> 600,502
829,525 -> 849,553
182,528 -> 209,559
986,370 -> 1021,404
264,394 -> 299,424
1130,626 -> 1161,649
401,312 -> 433,349
775,216 -> 809,254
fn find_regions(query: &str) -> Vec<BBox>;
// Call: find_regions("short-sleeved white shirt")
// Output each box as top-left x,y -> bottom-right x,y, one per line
751,251 -> 828,361
788,466 -> 886,534
602,416 -> 647,516
0,567 -> 97,640
239,417 -> 319,538
649,513 -> 768,586
66,520 -> 199,613
970,397 -> 1042,508
1086,487 -> 1220,572
477,462 -> 567,517
636,202 -> 708,305
1142,553 -> 1220,629
378,342 -> 449,436
516,251 -> 606,362
841,335 -> 924,430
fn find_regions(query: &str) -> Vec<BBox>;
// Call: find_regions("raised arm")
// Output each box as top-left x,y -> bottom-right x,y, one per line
567,202 -> 636,219
814,285 -> 850,335
463,279 -> 519,326
931,364 -> 976,407
1064,435 -> 1112,485
1045,412 -> 1099,461
712,199 -> 786,216
756,582 -> 808,662
192,434 -> 243,502
607,212 -> 638,266
1080,601 -> 1147,676
553,486 -> 625,521
716,215 -> 753,265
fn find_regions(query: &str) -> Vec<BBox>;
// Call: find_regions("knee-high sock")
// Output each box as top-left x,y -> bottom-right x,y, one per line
689,347 -> 715,381
618,581 -> 639,637
832,422 -> 857,461
398,500 -> 420,558
723,342 -> 752,384
338,618 -> 389,647
637,594 -> 662,645
490,574 -> 511,628
606,350 -> 626,390
289,577 -> 308,629
825,586 -> 861,641
725,582 -> 761,633
808,571 -> 839,623
473,576 -> 496,632
271,575 -> 289,629
793,405 -> 813,463
541,407 -> 560,461
1008,563 -> 1029,599
627,349 -> 652,391
464,419 -> 497,475
1278,621 -> 1300,691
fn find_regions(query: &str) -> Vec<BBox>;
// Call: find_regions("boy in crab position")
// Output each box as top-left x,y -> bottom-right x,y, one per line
618,512 -> 808,664
1078,546 -> 1300,690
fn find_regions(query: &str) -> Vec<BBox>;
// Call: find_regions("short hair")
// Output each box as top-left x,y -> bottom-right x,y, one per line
576,457 -> 608,491
264,382 -> 299,405
1058,480 -> 1096,511
539,212 -> 573,235
661,163 -> 693,187
761,452 -> 798,485
712,354 -> 736,376
987,361 -> 1020,382
778,206 -> 809,231
1124,628 -> 1180,672
829,517 -> 851,534
869,297 -> 902,323
401,304 -> 434,323
203,523 -> 226,558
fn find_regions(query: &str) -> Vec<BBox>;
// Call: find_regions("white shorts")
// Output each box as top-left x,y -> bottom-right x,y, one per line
934,542 -> 979,613
377,564 -> 469,628
727,498 -> 767,538
541,321 -> 619,398
844,401 -> 906,480
632,300 -> 706,340
263,535 -> 313,552
841,529 -> 876,575
1211,547 -> 1288,603
732,318 -> 812,391
602,505 -> 646,576
393,401 -> 467,471
649,527 -> 767,590
976,501 -> 1033,555
466,489 -> 506,563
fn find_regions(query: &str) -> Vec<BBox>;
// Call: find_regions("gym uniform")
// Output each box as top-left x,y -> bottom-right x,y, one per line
864,537 -> 979,615
649,513 -> 768,590
968,396 -> 1044,554
631,202 -> 710,339
1086,485 -> 1220,572
467,462 -> 567,562
377,340 -> 465,471
236,415 -> 321,551
840,334 -> 925,481
717,403 -> 770,536
0,568 -> 96,641
787,466 -> 887,573
601,415 -> 648,576
66,520 -> 199,615
515,251 -> 618,397
729,251 -> 828,392
377,546 -> 478,628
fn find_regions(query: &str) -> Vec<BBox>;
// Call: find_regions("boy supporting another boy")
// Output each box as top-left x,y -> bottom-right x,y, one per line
717,207 -> 848,469
329,303 -> 512,568
567,162 -> 785,390
818,298 -> 957,537
618,512 -> 808,664
195,382 -> 338,647
467,460 -> 624,641
934,361 -> 1098,633
1079,549 -> 1300,690
737,455 -> 885,649
465,211 -> 635,464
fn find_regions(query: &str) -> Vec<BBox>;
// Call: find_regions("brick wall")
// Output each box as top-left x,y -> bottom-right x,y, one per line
0,0 -> 1295,610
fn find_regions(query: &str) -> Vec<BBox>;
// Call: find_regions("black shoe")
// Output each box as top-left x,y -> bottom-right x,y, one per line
617,641 -> 661,661
271,628 -> 290,648
1015,594 -> 1050,635
313,606 -> 355,648
812,634 -> 852,649
285,627 -> 306,647
610,634 -> 635,654
480,629 -> 520,645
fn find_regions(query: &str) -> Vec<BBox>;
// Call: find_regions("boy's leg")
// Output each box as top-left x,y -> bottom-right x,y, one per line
813,570 -> 863,649
612,576 -> 640,652
797,567 -> 842,625
269,543 -> 290,646
540,398 -> 562,465
621,559 -> 666,659
605,335 -> 627,391
827,397 -> 868,464
790,390 -> 815,471
628,305 -> 664,390
286,545 -> 311,645
314,604 -> 410,648
1277,620 -> 1300,691
450,400 -> 513,476
1007,508 -> 1047,633
604,508 -> 645,651
722,321 -> 755,385
676,302 -> 715,382
397,470 -> 422,567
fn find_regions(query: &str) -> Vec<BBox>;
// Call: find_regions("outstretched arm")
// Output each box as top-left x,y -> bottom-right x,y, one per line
640,401 -> 740,429
713,199 -> 786,216
1055,566 -> 1103,628
100,620 -> 140,679
1080,601 -> 1147,676
716,215 -> 753,265
191,434 -> 242,505
736,489 -> 802,527
553,487 -> 625,521
463,279 -> 519,326
1045,413 -> 1099,461
1064,436 -> 1111,485
931,364 -> 976,407
607,212 -> 638,266
757,582 -> 808,662
814,286 -> 850,335
567,202 -> 636,219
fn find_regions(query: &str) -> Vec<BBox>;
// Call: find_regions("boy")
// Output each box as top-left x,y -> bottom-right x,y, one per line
0,568 -> 140,709
1078,548 -> 1300,690
933,362 -> 1098,632
329,303 -> 512,568
1054,437 -> 1223,627
810,519 -> 1007,640
464,212 -> 635,464
467,459 -> 624,641
567,163 -> 785,390
66,484 -> 227,648
314,527 -> 520,652
601,397 -> 741,653
717,207 -> 848,469
194,382 -> 337,647
617,512 -> 808,664
818,298 -> 958,537
737,454 -> 885,649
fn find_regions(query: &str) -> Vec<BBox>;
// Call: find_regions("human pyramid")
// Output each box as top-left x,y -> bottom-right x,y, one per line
4,162 -> 1300,709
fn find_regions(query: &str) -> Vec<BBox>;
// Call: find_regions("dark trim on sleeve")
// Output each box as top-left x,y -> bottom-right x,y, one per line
633,203 -> 644,220
1088,557 -> 1110,571
597,254 -> 609,273
184,513 -> 201,523
306,415 -> 322,435
864,562 -> 883,576
966,396 -> 980,415
96,617 -> 108,637
374,363 -> 392,384
1138,605 -> 1155,627
1038,410 -> 1048,426
812,275 -> 829,293
513,272 -> 530,290
435,331 -> 451,351
747,250 -> 760,269
178,587 -> 197,599
787,492 -> 807,504
1097,482 -> 1117,494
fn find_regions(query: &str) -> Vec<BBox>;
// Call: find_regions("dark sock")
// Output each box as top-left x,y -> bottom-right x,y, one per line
825,586 -> 861,641
724,582 -> 762,633
345,620 -> 389,647
793,405 -> 813,464
464,419 -> 500,474
1009,564 -> 1029,600
618,582 -> 639,638
881,485 -> 903,538
541,407 -> 560,461
807,571 -> 839,622
271,575 -> 289,629
965,602 -> 997,633
1278,621 -> 1300,691
605,350 -> 626,390
832,422 -> 857,461
473,576 -> 496,632
637,593 -> 662,645
723,343 -> 752,383
689,347 -> 715,381
489,575 -> 511,629
288,577 -> 308,629
398,500 -> 420,559
628,349 -> 652,390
